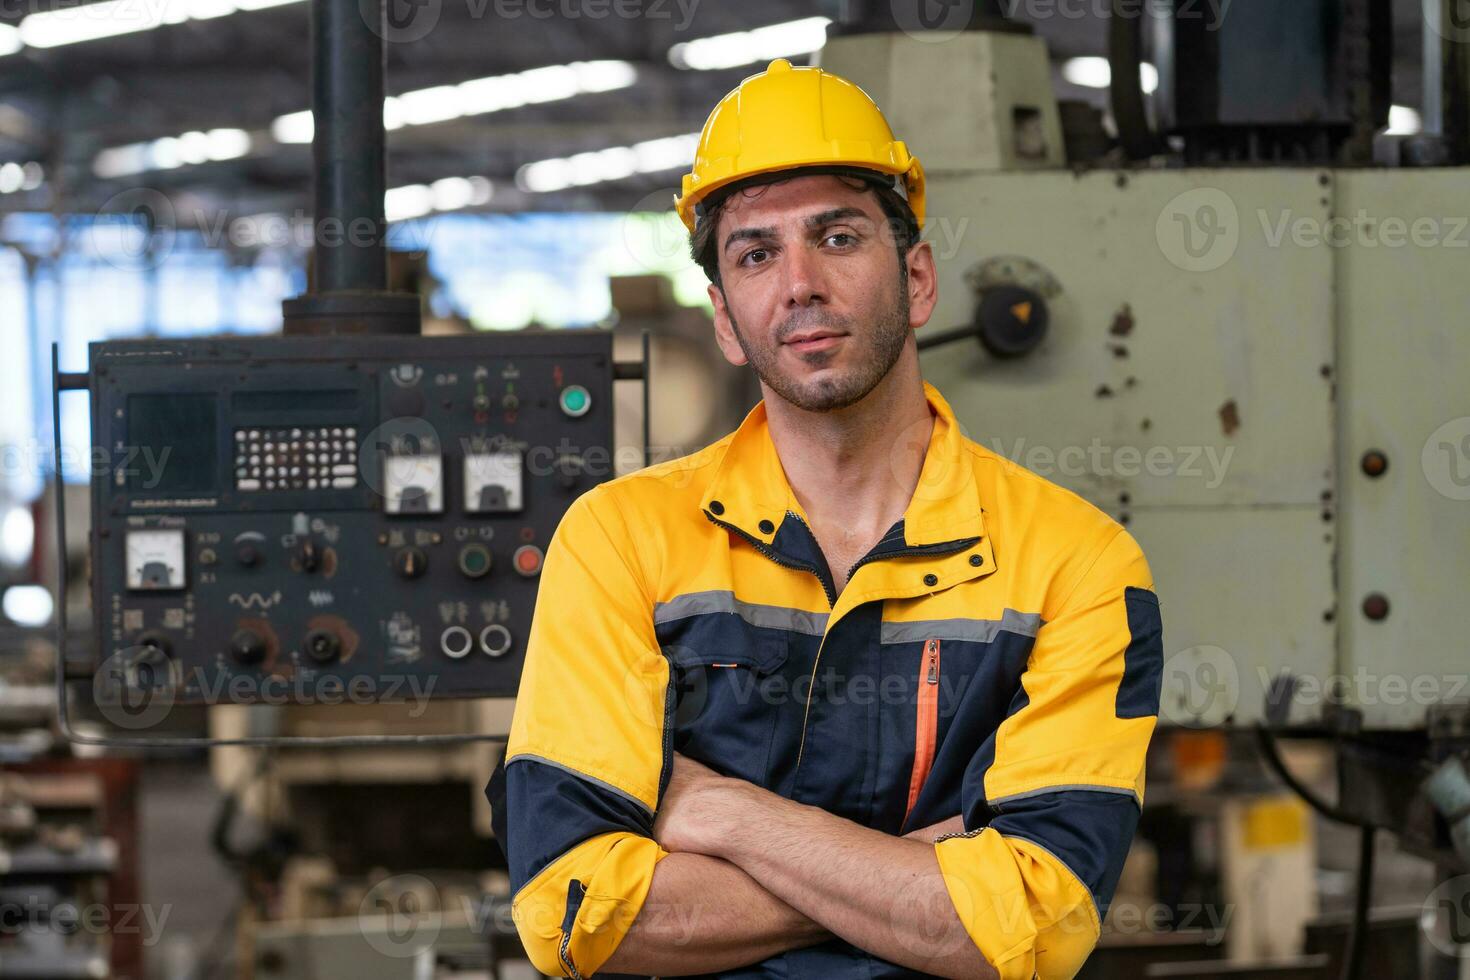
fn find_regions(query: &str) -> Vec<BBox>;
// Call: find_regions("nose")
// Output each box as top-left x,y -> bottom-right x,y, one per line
781,241 -> 830,310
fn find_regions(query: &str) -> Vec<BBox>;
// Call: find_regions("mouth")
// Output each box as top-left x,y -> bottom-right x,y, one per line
783,330 -> 846,352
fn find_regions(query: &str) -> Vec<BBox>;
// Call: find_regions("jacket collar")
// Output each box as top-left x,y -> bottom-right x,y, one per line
699,380 -> 987,552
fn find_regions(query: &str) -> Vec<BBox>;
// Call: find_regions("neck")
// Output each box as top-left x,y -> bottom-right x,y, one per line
762,342 -> 934,536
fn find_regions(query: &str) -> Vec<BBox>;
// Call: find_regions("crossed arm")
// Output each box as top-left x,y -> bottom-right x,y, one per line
599,754 -> 999,979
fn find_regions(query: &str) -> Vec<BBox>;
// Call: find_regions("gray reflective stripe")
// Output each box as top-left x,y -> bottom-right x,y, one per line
653,590 -> 829,636
990,783 -> 1141,808
506,752 -> 653,818
879,609 -> 1042,645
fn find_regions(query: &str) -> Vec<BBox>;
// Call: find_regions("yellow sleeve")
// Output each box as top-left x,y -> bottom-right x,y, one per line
489,486 -> 673,978
935,528 -> 1163,979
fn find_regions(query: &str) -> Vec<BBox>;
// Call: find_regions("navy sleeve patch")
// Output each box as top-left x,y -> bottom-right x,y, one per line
1116,587 -> 1163,719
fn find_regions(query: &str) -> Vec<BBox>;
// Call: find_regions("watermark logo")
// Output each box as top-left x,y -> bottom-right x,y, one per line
1426,0 -> 1470,42
889,0 -> 974,41
1161,644 -> 1239,727
1157,188 -> 1240,273
359,874 -> 442,957
88,187 -> 177,272
1421,875 -> 1470,957
1422,417 -> 1470,501
621,186 -> 692,275
360,415 -> 443,505
94,647 -> 178,731
368,0 -> 441,41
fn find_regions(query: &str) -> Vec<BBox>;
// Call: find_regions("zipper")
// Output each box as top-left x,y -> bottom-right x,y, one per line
704,509 -> 836,606
557,880 -> 586,980
793,535 -> 978,778
707,505 -> 982,783
904,638 -> 941,827
557,933 -> 583,980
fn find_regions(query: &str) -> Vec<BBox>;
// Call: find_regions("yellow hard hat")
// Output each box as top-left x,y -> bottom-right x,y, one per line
675,58 -> 926,234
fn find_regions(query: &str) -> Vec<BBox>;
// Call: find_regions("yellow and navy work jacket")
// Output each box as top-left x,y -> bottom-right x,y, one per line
488,380 -> 1164,979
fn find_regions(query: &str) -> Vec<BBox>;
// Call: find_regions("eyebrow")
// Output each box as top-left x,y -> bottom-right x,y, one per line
722,206 -> 875,254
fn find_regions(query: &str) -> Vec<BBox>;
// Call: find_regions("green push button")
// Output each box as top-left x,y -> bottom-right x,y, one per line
559,384 -> 591,417
457,543 -> 492,579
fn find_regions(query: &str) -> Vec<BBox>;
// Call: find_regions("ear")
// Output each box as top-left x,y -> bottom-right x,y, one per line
709,283 -> 748,367
905,240 -> 939,331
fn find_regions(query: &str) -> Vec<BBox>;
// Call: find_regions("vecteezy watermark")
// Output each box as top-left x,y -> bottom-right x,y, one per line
93,649 -> 438,730
1422,416 -> 1470,501
1156,187 -> 1241,273
1162,645 -> 1240,727
999,0 -> 1231,30
1256,666 -> 1470,710
368,0 -> 701,43
86,190 -> 437,271
0,896 -> 172,945
1257,210 -> 1470,251
1158,190 -> 1470,273
987,437 -> 1235,490
1103,900 -> 1232,940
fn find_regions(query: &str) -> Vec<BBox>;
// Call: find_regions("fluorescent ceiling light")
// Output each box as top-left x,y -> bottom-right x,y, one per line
0,24 -> 21,56
669,16 -> 830,71
3,585 -> 53,627
272,60 -> 636,144
93,128 -> 252,178
0,162 -> 24,194
0,505 -> 33,566
385,176 -> 492,222
18,0 -> 305,49
516,133 -> 699,193
1062,56 -> 1158,94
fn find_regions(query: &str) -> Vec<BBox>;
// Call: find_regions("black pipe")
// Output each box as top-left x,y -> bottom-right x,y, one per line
311,0 -> 387,293
1109,0 -> 1163,160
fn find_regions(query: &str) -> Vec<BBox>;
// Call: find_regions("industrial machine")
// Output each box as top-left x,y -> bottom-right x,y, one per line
83,332 -> 613,704
821,1 -> 1470,974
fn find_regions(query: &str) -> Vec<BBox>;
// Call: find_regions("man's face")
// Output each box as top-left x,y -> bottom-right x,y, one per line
707,174 -> 937,413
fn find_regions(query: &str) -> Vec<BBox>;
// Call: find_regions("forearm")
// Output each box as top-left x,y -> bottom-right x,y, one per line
708,789 -> 997,979
599,851 -> 831,975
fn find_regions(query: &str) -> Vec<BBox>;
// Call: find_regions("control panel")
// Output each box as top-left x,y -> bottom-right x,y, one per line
88,332 -> 614,703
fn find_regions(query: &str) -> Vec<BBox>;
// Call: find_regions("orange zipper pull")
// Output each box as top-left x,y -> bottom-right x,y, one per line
925,639 -> 939,684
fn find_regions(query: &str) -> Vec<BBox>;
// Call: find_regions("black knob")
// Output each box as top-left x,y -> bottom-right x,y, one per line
296,539 -> 320,573
129,633 -> 173,690
974,285 -> 1049,359
393,546 -> 428,579
235,542 -> 262,568
303,628 -> 341,664
230,628 -> 268,665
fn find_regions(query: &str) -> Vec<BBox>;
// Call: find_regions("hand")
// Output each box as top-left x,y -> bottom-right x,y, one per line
653,753 -> 744,856
902,814 -> 966,843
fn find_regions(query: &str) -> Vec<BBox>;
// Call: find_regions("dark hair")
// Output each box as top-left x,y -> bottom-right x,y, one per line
688,170 -> 920,288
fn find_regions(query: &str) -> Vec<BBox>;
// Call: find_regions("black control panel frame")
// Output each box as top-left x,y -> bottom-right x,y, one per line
84,332 -> 616,707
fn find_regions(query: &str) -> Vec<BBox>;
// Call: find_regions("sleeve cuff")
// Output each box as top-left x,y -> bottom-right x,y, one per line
934,828 -> 1100,980
511,831 -> 669,977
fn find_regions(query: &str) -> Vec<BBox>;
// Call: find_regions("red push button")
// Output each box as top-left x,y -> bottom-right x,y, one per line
513,544 -> 543,577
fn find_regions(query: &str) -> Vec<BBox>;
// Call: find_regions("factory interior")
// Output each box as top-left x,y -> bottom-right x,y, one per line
2,0 -> 1470,977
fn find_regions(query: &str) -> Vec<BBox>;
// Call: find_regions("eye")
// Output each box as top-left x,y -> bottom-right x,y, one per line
824,232 -> 857,248
739,247 -> 771,266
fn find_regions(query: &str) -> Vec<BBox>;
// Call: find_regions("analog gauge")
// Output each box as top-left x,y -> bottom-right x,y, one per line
125,529 -> 187,591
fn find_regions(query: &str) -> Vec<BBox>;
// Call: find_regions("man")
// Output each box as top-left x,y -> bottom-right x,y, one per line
488,58 -> 1163,979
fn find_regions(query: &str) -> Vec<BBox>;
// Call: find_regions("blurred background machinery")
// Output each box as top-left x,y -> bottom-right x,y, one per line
0,0 -> 1468,977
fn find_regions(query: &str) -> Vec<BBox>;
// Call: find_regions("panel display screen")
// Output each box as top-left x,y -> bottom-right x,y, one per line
125,393 -> 218,494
